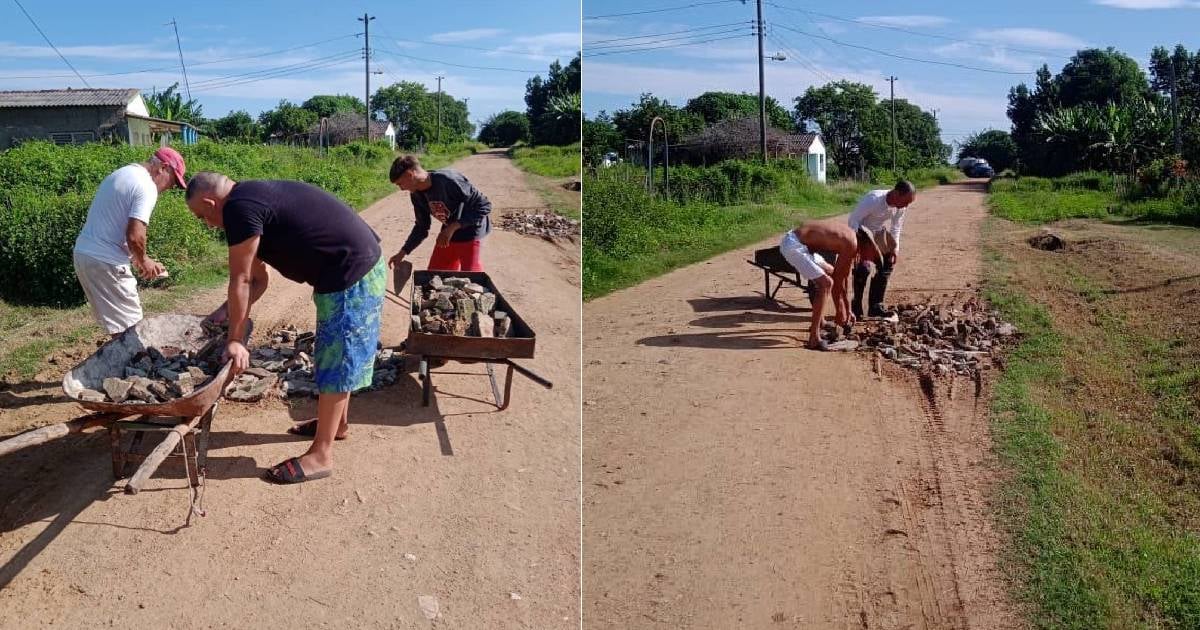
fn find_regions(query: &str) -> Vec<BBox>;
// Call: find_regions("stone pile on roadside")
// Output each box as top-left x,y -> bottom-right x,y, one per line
497,211 -> 580,239
820,296 -> 1019,376
75,346 -> 220,404
412,276 -> 512,338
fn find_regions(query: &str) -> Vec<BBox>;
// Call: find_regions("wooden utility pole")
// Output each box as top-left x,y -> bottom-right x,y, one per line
166,19 -> 190,101
1170,62 -> 1182,157
888,75 -> 898,173
436,75 -> 446,145
359,14 -> 375,141
756,0 -> 767,164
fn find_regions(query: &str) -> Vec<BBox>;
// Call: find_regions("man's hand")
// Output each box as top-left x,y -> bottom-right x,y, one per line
224,340 -> 250,374
435,228 -> 453,249
134,257 -> 166,279
388,250 -> 408,268
204,302 -> 229,325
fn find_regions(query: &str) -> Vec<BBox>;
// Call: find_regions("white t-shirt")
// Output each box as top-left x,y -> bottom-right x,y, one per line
73,164 -> 158,266
847,189 -> 906,252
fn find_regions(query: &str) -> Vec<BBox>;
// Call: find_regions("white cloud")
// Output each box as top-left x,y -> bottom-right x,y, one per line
931,42 -> 1046,72
490,31 -> 579,62
1093,0 -> 1200,7
969,28 -> 1087,50
428,28 -> 507,43
0,41 -> 178,61
857,15 -> 952,28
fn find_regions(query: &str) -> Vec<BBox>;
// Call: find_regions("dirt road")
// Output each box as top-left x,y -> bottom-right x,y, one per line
583,180 -> 1023,629
0,150 -> 581,628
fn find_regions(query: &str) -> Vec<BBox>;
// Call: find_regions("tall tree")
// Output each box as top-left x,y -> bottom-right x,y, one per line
371,81 -> 472,148
143,83 -> 203,124
525,54 -> 581,146
301,94 -> 366,119
257,100 -> 317,141
611,93 -> 704,143
1055,48 -> 1148,109
478,111 -> 530,147
683,91 -> 793,130
209,110 -> 260,142
794,81 -> 880,175
583,111 -> 622,165
956,130 -> 1019,172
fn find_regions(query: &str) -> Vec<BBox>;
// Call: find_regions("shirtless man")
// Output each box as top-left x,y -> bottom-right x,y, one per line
778,219 -> 881,350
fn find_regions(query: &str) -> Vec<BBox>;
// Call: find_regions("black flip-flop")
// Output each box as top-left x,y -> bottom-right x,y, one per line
264,457 -> 332,484
287,419 -> 348,440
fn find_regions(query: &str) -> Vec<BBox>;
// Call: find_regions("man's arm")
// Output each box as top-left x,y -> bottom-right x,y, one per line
207,257 -> 268,324
399,199 -> 432,255
224,236 -> 262,372
125,219 -> 165,278
889,208 -> 906,254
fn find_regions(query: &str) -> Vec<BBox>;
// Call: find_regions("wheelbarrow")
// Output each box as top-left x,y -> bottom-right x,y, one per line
0,314 -> 247,511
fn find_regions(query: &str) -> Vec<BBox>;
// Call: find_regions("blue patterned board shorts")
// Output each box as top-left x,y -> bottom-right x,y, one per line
312,257 -> 387,393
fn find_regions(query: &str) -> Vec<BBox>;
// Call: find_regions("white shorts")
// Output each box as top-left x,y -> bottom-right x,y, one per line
73,252 -> 142,334
779,231 -> 828,281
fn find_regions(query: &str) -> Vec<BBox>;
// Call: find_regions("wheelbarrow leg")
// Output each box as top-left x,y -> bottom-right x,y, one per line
763,269 -> 770,301
498,363 -> 516,411
182,430 -> 200,488
420,357 -> 432,407
195,403 -> 215,475
109,425 -> 124,479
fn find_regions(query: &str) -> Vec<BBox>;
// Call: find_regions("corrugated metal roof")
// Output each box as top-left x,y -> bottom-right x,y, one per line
794,133 -> 820,151
0,88 -> 140,108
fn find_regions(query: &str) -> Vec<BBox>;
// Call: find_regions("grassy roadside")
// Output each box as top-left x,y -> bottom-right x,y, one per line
583,163 -> 961,300
984,214 -> 1200,628
509,143 -> 581,178
0,143 -> 477,381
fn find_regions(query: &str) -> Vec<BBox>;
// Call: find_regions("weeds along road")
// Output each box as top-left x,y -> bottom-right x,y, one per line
583,179 -> 1024,630
0,149 -> 582,628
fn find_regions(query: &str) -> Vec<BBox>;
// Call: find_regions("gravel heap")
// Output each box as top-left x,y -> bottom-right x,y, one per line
821,296 -> 1019,376
497,211 -> 580,239
74,345 -> 220,404
412,276 -> 511,338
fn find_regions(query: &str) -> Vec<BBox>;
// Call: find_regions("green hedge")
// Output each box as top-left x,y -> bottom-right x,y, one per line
0,140 -> 397,305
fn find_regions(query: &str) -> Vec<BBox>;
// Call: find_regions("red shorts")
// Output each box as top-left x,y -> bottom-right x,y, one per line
427,239 -> 483,272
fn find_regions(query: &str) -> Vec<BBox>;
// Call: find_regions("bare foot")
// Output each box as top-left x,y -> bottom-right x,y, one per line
805,339 -> 830,351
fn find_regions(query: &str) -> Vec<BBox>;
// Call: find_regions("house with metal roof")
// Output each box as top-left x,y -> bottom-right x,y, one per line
0,88 -> 199,149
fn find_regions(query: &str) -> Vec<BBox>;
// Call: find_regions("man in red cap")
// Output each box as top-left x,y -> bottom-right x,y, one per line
73,146 -> 187,336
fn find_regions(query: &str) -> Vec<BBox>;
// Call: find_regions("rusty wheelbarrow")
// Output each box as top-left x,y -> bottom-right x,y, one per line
0,314 -> 248,509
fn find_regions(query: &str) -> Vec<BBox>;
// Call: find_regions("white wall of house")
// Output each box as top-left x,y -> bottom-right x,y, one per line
125,94 -> 149,118
806,135 -> 827,183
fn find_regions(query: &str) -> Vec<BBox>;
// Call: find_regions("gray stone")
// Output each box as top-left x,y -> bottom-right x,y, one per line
244,367 -> 275,378
435,294 -> 454,311
102,378 -> 133,403
282,378 -> 318,398
170,373 -> 195,397
157,368 -> 181,382
430,275 -> 444,289
443,277 -> 468,288
135,356 -> 154,373
227,373 -> 277,403
454,297 -> 476,321
186,366 -> 207,381
78,388 -> 106,403
494,312 -> 510,338
475,292 -> 496,314
474,311 -> 494,337
411,315 -> 422,330
128,382 -> 157,403
124,367 -> 149,379
147,381 -> 171,400
464,283 -> 485,294
377,349 -> 394,362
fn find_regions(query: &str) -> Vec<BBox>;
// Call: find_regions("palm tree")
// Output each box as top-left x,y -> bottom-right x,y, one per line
144,83 -> 203,124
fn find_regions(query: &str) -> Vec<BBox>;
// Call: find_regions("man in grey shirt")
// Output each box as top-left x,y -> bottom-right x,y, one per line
387,155 -> 492,272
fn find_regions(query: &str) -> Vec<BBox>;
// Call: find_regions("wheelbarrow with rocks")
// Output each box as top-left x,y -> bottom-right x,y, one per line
404,270 -> 552,410
0,314 -> 250,516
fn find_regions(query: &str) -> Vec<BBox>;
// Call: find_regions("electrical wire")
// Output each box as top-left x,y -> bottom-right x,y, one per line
766,32 -> 837,84
773,23 -> 1034,75
585,33 -> 750,57
587,26 -> 751,52
585,21 -> 750,45
585,0 -> 743,20
188,50 -> 360,89
374,47 -> 543,73
189,54 -> 361,93
10,0 -> 90,86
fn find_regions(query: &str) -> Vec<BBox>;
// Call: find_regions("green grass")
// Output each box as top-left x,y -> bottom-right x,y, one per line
509,143 -> 581,177
987,173 -> 1200,225
984,225 -> 1200,629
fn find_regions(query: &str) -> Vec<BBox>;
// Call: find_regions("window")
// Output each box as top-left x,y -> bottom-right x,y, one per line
49,131 -> 95,145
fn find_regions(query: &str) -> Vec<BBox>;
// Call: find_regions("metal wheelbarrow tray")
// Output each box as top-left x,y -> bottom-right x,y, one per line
1,314 -> 243,499
406,270 -> 551,409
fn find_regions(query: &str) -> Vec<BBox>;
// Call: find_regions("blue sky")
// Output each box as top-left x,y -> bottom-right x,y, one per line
583,0 -> 1200,150
0,0 -> 580,126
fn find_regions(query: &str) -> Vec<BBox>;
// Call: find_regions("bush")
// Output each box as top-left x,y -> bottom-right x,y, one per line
509,143 -> 581,177
0,140 -> 397,306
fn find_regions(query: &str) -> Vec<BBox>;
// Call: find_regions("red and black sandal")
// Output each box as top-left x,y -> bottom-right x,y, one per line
264,457 -> 332,484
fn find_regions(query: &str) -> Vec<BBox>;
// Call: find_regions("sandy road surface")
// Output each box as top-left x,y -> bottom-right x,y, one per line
583,180 -> 1023,629
0,150 -> 581,629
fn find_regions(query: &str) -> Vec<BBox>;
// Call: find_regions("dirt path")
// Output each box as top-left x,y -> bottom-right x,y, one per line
0,149 -> 581,628
583,180 -> 1023,629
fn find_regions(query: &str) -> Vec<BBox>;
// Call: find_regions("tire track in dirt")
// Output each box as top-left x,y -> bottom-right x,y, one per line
0,149 -> 581,629
583,180 -> 1023,629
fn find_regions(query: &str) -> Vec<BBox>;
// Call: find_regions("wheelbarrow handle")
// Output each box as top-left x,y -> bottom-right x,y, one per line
503,359 -> 553,389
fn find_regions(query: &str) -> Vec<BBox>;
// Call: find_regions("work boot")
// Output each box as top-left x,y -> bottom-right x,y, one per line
851,264 -> 869,320
867,269 -> 894,318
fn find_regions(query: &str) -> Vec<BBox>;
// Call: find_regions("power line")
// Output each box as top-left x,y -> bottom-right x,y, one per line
387,35 -> 568,61
585,21 -> 750,45
374,47 -> 542,73
766,2 -> 1069,58
773,23 -> 1033,75
10,0 -> 90,87
189,53 -> 361,92
188,50 -> 360,88
585,0 -> 742,20
0,33 -> 360,80
587,26 -> 751,52
584,33 -> 751,57
766,33 -> 836,83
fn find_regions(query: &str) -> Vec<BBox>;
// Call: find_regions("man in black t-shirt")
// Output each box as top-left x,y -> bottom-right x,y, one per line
186,172 -> 386,485
387,154 -> 491,272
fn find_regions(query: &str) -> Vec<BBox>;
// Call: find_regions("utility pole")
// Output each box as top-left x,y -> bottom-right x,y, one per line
756,0 -> 767,164
436,75 -> 446,145
1170,62 -> 1182,157
359,14 -> 375,142
888,75 -> 898,173
166,19 -> 190,101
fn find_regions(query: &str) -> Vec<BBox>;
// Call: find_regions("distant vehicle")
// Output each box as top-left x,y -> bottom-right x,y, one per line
601,151 -> 621,167
967,163 -> 995,178
958,157 -> 982,171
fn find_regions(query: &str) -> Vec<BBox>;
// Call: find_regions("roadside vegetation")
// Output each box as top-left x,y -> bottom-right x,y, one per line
509,143 -> 581,177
